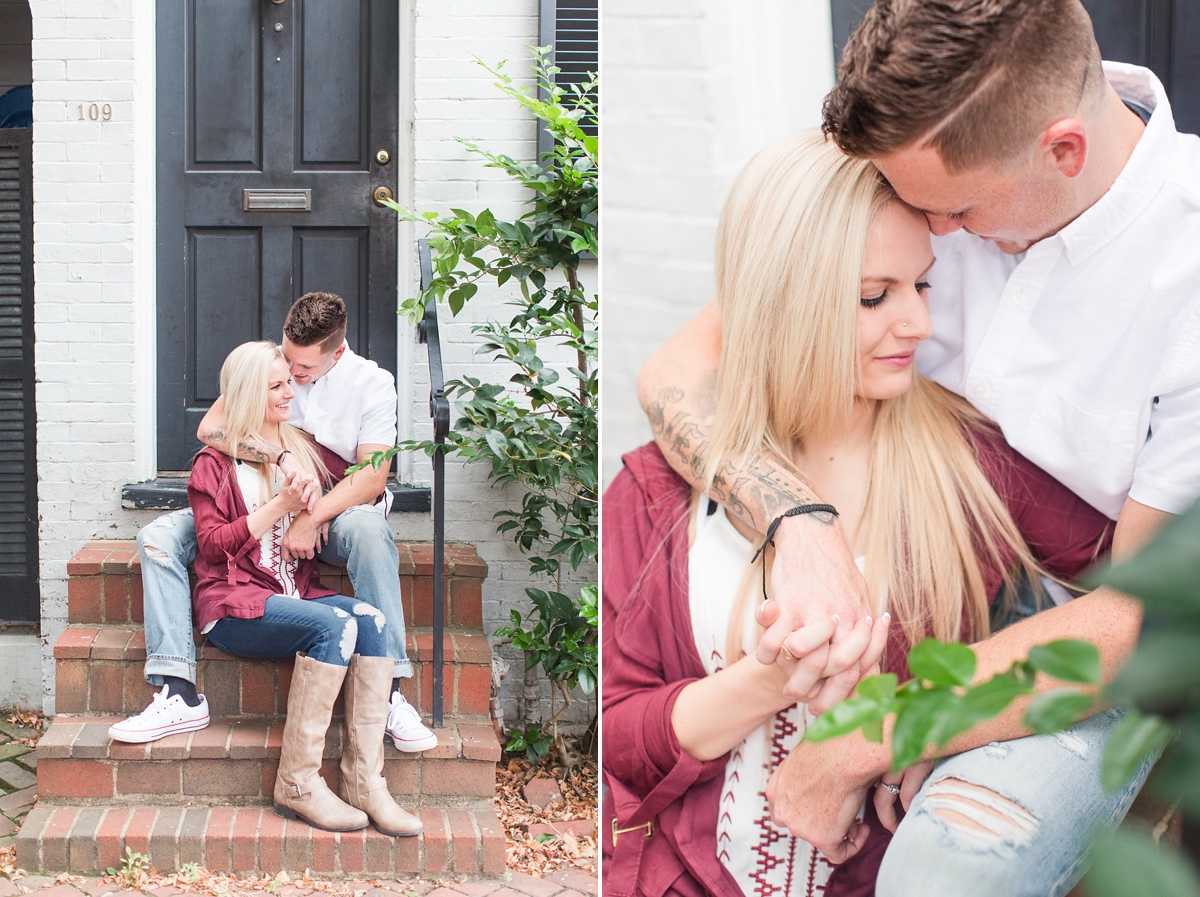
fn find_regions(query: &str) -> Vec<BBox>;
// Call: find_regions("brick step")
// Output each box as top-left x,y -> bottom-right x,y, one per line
67,540 -> 488,629
16,803 -> 505,877
55,626 -> 492,719
36,717 -> 499,805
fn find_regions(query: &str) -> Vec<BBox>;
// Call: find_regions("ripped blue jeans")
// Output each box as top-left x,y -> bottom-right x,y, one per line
876,708 -> 1156,897
204,595 -> 387,666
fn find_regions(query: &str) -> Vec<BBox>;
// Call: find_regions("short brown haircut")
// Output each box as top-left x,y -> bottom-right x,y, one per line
284,292 -> 347,353
822,0 -> 1105,172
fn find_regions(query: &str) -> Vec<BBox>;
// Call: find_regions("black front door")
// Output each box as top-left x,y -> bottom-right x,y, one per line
830,0 -> 1200,136
156,0 -> 399,471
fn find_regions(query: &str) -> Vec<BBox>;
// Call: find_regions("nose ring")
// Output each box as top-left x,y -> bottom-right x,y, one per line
902,321 -> 909,327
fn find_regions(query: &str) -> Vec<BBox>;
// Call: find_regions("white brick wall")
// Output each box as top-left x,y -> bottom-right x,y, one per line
25,0 -> 595,730
30,0 -> 142,715
601,0 -> 835,487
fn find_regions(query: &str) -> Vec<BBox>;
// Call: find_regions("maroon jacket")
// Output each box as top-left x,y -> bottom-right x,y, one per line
601,434 -> 1114,897
187,442 -> 356,630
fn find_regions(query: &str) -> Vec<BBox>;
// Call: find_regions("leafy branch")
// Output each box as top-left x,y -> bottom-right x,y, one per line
352,47 -> 597,764
805,638 -> 1104,771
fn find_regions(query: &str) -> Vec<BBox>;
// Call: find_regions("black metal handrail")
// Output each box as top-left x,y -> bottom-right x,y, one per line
415,238 -> 449,727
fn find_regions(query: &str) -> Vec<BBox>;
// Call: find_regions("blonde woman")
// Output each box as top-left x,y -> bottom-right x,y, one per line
601,132 -> 1126,896
188,341 -> 421,838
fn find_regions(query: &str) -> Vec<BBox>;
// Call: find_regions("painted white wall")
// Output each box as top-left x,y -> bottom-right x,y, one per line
601,0 -> 835,486
25,0 -> 594,728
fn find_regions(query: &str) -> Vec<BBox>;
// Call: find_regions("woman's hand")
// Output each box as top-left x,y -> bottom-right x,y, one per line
873,760 -> 934,833
767,606 -> 891,713
275,470 -> 312,514
278,454 -> 321,513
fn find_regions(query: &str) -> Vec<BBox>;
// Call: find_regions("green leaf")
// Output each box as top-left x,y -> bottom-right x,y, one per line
938,671 -> 1034,745
908,639 -> 976,687
855,673 -> 898,705
1081,829 -> 1200,897
1089,500 -> 1200,614
1102,709 -> 1175,792
1027,640 -> 1102,684
803,697 -> 887,743
484,429 -> 508,459
534,833 -> 555,844
892,688 -> 957,770
1106,630 -> 1200,714
1023,689 -> 1095,735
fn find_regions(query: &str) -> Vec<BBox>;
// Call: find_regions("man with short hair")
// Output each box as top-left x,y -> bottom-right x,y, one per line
636,0 -> 1199,889
110,292 -> 436,755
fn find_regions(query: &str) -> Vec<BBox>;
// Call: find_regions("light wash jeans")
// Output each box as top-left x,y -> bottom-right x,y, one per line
138,505 -> 413,686
876,707 -> 1156,897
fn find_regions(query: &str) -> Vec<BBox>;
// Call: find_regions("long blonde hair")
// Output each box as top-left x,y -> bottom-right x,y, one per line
708,130 -> 1044,660
218,341 -> 329,497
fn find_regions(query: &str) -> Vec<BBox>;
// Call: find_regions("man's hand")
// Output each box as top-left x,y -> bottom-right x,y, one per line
756,515 -> 875,710
766,730 -> 889,863
282,511 -> 322,561
278,453 -> 320,513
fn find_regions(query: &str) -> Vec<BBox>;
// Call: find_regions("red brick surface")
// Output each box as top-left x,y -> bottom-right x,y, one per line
448,810 -> 477,874
419,809 -> 448,874
54,628 -> 98,659
68,577 -> 103,624
16,805 -> 511,877
38,760 -> 113,800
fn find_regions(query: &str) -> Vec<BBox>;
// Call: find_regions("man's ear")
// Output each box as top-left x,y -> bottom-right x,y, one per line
1040,117 -> 1087,179
333,343 -> 347,363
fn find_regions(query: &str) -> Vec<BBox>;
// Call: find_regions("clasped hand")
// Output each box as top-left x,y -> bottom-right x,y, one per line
275,470 -> 330,561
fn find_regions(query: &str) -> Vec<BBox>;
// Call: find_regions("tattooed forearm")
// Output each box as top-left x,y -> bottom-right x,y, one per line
205,426 -> 280,464
646,382 -> 819,533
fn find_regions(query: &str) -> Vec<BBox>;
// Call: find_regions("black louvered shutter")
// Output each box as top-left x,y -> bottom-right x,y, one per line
538,0 -> 598,162
0,127 -> 38,624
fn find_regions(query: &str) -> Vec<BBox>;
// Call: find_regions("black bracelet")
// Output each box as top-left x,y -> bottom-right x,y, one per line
276,449 -> 291,466
750,503 -> 839,602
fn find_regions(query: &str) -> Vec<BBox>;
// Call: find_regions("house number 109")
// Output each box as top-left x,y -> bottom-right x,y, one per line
78,103 -> 113,121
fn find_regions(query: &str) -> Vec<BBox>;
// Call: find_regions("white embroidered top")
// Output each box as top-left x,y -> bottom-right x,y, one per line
235,461 -> 299,598
688,496 -> 837,897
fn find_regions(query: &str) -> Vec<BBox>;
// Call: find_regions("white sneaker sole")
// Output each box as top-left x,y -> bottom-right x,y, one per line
390,731 -> 438,753
107,713 -> 210,744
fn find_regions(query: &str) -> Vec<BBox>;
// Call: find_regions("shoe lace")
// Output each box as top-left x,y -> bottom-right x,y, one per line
136,686 -> 173,720
389,694 -> 422,727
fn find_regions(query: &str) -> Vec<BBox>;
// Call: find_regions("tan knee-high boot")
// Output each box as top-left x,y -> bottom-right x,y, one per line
273,654 -> 369,832
339,655 -> 423,837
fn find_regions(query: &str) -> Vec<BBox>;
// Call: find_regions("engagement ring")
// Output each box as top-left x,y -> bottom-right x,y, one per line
881,783 -> 901,795
780,645 -> 795,662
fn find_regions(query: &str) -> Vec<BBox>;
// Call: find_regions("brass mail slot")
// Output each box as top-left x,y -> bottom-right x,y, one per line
242,188 -> 312,211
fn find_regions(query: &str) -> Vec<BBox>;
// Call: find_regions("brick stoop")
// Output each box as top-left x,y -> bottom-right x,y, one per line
54,627 -> 493,719
16,804 -> 504,877
34,717 -> 498,805
66,540 -> 488,630
21,540 -> 507,878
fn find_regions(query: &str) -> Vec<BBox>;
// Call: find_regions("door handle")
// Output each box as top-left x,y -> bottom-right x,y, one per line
373,186 -> 394,206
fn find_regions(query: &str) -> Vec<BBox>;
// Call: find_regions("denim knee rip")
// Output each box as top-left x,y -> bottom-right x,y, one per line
923,776 -> 1040,849
352,602 -> 386,632
142,544 -> 172,565
339,617 -> 358,663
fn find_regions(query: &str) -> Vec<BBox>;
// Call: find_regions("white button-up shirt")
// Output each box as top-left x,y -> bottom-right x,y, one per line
918,62 -> 1200,520
289,343 -> 398,513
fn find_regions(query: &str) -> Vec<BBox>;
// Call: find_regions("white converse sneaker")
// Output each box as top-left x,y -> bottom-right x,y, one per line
107,685 -> 210,744
385,692 -> 438,752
